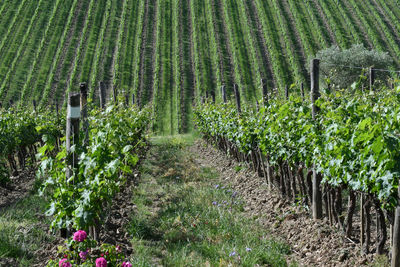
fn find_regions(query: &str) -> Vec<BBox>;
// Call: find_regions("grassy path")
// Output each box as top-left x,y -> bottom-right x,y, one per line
128,135 -> 292,266
0,135 -> 293,266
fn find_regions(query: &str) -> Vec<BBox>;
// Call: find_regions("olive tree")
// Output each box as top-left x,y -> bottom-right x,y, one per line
314,44 -> 393,89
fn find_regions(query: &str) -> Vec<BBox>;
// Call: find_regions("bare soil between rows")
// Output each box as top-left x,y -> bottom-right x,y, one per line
190,139 -> 378,266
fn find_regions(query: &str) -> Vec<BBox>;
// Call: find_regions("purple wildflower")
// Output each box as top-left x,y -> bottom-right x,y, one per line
79,250 -> 88,260
229,251 -> 236,257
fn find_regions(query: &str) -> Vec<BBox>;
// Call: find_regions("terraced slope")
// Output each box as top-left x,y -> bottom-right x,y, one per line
1,0 -> 400,134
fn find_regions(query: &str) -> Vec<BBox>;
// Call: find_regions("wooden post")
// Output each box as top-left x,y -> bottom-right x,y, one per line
370,67 -> 375,91
80,83 -> 89,149
125,92 -> 129,106
221,85 -> 227,103
301,82 -> 305,101
211,91 -> 215,104
285,85 -> 289,100
99,81 -> 106,109
63,93 -> 80,238
311,59 -> 322,220
392,187 -> 400,267
66,93 -> 80,179
55,101 -> 59,120
361,194 -> 365,249
261,78 -> 268,105
234,83 -> 241,114
113,85 -> 117,103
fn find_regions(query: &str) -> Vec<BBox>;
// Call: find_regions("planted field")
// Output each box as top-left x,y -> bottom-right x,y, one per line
1,0 -> 400,132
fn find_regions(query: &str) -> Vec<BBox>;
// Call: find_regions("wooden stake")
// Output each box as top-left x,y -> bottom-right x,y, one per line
66,93 -> 80,179
113,85 -> 117,103
211,90 -> 215,104
311,59 -> 322,220
285,84 -> 289,100
261,78 -> 268,105
99,81 -> 106,109
369,67 -> 375,91
361,194 -> 365,248
391,186 -> 400,267
234,83 -> 241,114
80,83 -> 89,149
125,93 -> 129,106
64,92 -> 80,238
221,85 -> 227,103
55,101 -> 59,120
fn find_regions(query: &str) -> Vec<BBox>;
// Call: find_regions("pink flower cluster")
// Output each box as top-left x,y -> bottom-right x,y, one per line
122,262 -> 132,267
59,258 -> 71,267
96,257 -> 107,267
73,230 -> 87,242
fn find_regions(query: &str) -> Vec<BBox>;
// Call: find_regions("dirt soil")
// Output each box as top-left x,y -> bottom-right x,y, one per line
0,169 -> 36,211
190,140 -> 377,267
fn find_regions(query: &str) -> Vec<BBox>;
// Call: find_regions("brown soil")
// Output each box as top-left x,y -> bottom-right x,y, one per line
190,140 -> 379,266
0,169 -> 36,211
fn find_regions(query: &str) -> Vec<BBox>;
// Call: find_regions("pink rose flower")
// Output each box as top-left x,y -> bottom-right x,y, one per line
59,258 -> 71,267
96,257 -> 107,267
73,230 -> 87,242
122,262 -> 132,267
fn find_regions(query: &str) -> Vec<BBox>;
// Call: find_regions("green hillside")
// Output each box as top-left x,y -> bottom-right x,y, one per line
1,0 -> 400,133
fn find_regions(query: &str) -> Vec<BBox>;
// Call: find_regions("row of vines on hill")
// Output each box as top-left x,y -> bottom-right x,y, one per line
1,0 -> 400,132
194,85 -> 400,255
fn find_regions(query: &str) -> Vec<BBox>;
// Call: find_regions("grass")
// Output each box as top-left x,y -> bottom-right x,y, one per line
0,193 -> 55,265
128,135 -> 294,266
